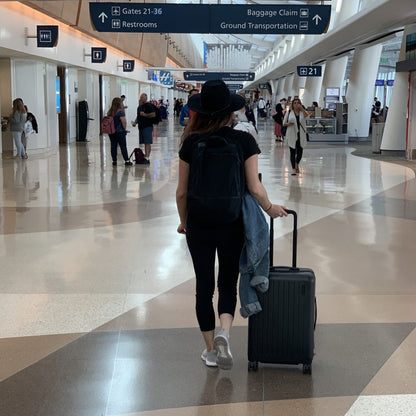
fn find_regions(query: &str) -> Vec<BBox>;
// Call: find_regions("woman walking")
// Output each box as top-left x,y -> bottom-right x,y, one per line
283,98 -> 310,176
176,80 -> 287,370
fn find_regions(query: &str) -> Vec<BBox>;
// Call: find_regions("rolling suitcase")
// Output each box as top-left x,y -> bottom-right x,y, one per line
248,210 -> 316,374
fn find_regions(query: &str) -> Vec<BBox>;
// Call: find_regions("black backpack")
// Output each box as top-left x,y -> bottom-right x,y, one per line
187,131 -> 245,224
151,104 -> 162,125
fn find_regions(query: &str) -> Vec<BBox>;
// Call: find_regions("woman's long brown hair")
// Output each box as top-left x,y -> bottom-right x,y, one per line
180,112 -> 233,145
107,97 -> 123,117
12,98 -> 25,114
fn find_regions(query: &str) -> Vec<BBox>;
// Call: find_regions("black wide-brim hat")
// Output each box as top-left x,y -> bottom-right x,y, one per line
188,80 -> 246,116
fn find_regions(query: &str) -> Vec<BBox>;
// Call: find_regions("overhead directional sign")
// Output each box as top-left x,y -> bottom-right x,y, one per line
226,84 -> 244,90
184,72 -> 255,82
90,3 -> 331,34
297,65 -> 322,77
37,25 -> 59,48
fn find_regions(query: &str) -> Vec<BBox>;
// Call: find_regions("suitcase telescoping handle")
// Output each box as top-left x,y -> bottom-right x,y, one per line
269,209 -> 297,268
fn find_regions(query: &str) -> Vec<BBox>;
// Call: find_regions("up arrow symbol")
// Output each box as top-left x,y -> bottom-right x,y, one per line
98,12 -> 108,23
313,14 -> 322,25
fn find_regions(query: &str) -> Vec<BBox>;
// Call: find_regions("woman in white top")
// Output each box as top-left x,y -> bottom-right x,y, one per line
283,98 -> 310,176
9,98 -> 27,158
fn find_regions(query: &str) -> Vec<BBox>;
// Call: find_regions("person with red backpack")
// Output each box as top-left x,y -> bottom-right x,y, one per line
106,97 -> 132,167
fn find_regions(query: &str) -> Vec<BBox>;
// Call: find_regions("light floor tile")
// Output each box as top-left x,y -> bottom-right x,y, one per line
362,329 -> 416,395
345,395 -> 416,416
317,295 -> 416,323
0,293 -> 155,337
110,402 -> 264,416
110,397 -> 357,416
263,396 -> 358,416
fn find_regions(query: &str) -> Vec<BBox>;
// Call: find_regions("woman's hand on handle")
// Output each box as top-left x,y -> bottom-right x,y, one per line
267,204 -> 288,218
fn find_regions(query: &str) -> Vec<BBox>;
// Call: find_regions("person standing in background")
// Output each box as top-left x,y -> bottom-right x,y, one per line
273,98 -> 287,142
132,93 -> 155,164
22,105 -> 38,159
9,98 -> 26,159
179,88 -> 199,127
120,95 -> 128,109
107,97 -> 132,167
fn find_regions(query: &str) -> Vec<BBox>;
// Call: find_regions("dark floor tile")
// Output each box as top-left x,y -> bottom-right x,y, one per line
1,324 -> 414,416
262,323 -> 416,401
107,328 -> 264,414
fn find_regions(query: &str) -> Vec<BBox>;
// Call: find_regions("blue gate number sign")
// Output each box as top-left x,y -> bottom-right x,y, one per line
90,3 -> 331,35
159,71 -> 174,86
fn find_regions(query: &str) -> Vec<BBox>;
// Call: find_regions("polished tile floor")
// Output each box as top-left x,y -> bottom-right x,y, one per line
0,117 -> 415,416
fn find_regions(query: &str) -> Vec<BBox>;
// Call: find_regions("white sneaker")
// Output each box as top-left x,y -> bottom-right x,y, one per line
201,349 -> 217,367
214,329 -> 233,370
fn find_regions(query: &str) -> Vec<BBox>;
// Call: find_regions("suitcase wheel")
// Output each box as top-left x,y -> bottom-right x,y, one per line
248,361 -> 258,371
302,363 -> 312,375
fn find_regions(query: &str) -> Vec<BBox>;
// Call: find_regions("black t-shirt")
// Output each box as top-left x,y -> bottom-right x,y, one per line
137,102 -> 155,129
179,126 -> 260,164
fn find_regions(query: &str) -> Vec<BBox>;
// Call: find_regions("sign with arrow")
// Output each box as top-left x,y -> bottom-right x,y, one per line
184,72 -> 255,82
312,14 -> 322,25
90,3 -> 331,34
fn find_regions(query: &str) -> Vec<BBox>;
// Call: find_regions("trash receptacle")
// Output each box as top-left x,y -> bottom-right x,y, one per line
372,123 -> 384,154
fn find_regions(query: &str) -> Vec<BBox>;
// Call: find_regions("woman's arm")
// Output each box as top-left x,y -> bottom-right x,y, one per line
245,154 -> 287,218
176,159 -> 190,233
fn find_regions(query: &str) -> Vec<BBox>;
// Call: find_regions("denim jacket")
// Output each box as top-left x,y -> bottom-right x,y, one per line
239,191 -> 270,318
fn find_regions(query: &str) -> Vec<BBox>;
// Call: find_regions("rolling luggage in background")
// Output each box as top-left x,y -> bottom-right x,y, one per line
248,210 -> 316,374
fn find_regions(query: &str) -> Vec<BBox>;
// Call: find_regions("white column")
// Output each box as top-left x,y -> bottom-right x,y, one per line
109,76 -> 118,102
270,79 -> 279,107
319,56 -> 348,106
167,88 -> 174,115
284,74 -> 295,100
408,72 -> 416,159
381,25 -> 416,151
139,83 -> 151,98
331,0 -> 360,28
303,62 -> 326,108
277,78 -> 286,99
346,44 -> 382,139
292,74 -> 306,100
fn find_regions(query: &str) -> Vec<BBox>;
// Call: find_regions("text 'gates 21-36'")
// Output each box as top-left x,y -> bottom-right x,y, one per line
90,3 -> 331,35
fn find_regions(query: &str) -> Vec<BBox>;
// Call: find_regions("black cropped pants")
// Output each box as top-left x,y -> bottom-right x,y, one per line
186,217 -> 244,332
289,136 -> 303,169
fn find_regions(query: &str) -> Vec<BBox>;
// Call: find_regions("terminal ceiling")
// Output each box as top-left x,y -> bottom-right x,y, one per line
1,1 -> 416,85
